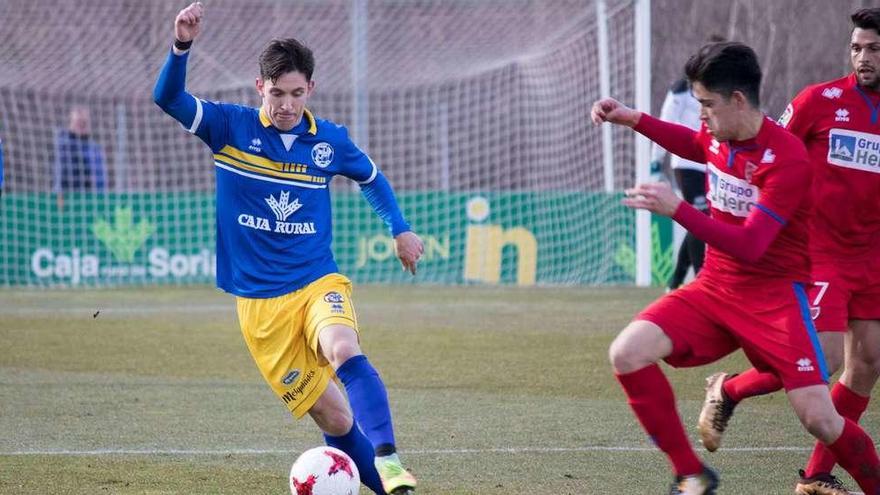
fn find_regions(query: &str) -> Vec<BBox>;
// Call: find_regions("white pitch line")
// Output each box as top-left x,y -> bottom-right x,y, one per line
0,304 -> 232,316
0,445 -> 814,456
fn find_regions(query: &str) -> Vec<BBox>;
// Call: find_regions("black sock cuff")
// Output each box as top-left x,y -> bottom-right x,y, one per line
375,443 -> 396,457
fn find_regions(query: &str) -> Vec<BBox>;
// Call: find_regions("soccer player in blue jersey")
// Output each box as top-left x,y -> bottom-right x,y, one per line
154,3 -> 421,494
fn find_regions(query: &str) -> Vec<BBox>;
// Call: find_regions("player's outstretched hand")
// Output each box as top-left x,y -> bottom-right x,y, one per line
590,97 -> 641,128
394,231 -> 424,275
622,181 -> 683,217
175,2 -> 204,43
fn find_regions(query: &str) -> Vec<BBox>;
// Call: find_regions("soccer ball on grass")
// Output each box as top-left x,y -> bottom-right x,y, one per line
289,446 -> 360,495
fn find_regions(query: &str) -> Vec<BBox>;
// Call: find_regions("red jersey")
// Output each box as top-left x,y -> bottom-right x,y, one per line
696,118 -> 812,284
634,114 -> 813,284
780,73 -> 880,258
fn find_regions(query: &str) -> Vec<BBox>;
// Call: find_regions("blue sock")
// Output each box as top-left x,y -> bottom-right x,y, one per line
336,355 -> 396,454
324,425 -> 386,495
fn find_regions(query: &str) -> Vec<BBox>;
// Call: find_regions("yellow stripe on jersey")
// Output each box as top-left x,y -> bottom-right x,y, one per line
258,107 -> 318,135
214,145 -> 327,184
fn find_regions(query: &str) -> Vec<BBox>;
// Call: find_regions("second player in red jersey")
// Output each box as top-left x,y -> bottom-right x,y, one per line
702,9 -> 880,494
592,41 -> 880,495
784,69 -> 880,331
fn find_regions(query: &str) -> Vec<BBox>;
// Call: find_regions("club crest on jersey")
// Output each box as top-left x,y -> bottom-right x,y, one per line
828,128 -> 880,174
312,142 -> 334,168
744,161 -> 758,182
707,164 -> 759,218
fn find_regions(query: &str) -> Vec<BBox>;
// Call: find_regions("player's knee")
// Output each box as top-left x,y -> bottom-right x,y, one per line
318,325 -> 363,368
863,349 -> 880,377
325,340 -> 362,369
798,408 -> 841,444
609,323 -> 666,374
309,402 -> 353,436
316,411 -> 353,437
609,336 -> 649,374
851,349 -> 880,379
870,357 -> 880,378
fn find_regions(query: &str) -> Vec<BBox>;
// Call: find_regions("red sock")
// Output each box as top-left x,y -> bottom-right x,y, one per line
721,368 -> 783,403
805,383 -> 870,477
827,418 -> 880,494
616,364 -> 703,477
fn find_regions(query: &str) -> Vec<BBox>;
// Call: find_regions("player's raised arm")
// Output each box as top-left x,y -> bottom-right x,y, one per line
153,2 -> 226,149
153,3 -> 204,117
590,97 -> 641,127
591,97 -> 706,165
174,2 -> 203,47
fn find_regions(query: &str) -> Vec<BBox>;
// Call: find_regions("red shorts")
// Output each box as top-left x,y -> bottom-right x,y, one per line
637,277 -> 827,391
809,255 -> 880,332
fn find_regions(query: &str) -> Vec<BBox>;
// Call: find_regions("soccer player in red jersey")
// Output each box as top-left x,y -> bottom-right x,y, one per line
591,41 -> 880,495
694,9 -> 880,495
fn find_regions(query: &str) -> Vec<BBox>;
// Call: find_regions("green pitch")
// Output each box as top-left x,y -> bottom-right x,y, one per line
0,286 -> 872,494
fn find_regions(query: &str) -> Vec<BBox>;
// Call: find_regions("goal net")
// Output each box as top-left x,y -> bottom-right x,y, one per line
0,0 -> 651,288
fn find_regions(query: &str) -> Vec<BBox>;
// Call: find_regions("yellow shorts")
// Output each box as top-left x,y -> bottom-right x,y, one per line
235,273 -> 359,419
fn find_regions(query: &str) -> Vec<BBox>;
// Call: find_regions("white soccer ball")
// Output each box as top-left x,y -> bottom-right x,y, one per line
289,446 -> 361,495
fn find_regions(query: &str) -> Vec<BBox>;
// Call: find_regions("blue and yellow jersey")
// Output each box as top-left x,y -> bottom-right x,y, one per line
154,49 -> 410,298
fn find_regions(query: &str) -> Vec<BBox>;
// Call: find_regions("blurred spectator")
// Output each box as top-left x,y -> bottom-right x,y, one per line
650,75 -> 706,290
53,105 -> 106,210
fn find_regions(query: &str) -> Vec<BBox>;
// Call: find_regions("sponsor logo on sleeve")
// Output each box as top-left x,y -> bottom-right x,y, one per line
828,128 -> 880,173
706,164 -> 759,217
778,104 -> 794,127
821,87 -> 843,99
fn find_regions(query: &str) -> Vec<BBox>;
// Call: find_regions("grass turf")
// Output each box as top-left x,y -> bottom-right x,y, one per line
1,285 -> 872,494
